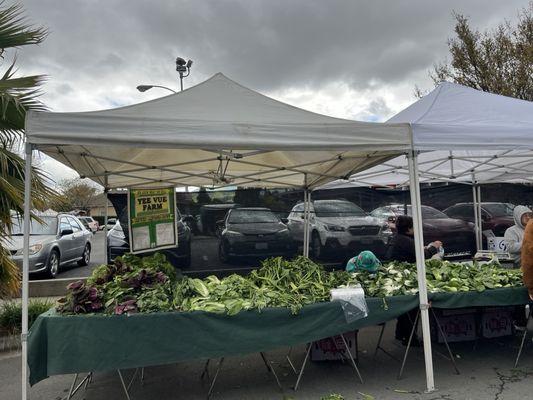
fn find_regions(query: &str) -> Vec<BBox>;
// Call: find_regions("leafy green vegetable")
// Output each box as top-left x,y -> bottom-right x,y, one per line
59,253 -> 524,317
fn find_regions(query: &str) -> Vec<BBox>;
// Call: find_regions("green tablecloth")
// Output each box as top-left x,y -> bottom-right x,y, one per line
429,286 -> 529,308
27,287 -> 529,386
28,295 -> 418,386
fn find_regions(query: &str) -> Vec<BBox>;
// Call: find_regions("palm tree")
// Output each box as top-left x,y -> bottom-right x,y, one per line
0,2 -> 57,297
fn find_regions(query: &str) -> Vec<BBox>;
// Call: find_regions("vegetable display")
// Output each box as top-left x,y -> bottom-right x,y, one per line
58,253 -> 524,316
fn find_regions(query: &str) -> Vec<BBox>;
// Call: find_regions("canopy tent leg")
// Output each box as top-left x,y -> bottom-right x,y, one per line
476,185 -> 483,248
407,151 -> 435,393
104,176 -> 109,264
471,176 -> 480,251
303,180 -> 311,258
21,143 -> 32,400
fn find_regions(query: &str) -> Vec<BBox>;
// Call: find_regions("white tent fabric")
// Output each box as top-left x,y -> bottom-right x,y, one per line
320,83 -> 533,189
26,73 -> 410,189
403,82 -> 533,150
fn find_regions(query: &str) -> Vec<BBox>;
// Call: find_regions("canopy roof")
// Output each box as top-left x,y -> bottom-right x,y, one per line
26,73 -> 410,189
321,82 -> 533,189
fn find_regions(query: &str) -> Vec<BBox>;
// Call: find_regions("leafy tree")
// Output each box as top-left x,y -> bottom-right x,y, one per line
57,178 -> 100,212
0,2 -> 56,297
422,3 -> 532,100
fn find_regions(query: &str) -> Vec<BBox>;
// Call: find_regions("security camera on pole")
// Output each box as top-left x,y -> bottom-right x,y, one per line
175,57 -> 193,92
137,56 -> 193,93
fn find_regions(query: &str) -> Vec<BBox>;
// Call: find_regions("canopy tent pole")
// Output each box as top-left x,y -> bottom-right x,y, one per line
472,174 -> 481,251
21,143 -> 33,400
407,150 -> 435,393
476,185 -> 483,248
303,175 -> 311,257
104,175 -> 109,264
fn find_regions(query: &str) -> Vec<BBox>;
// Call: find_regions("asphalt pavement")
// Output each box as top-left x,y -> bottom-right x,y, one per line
3,324 -> 533,400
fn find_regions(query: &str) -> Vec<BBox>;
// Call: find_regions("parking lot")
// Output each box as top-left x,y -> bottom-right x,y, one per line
49,232 -> 309,281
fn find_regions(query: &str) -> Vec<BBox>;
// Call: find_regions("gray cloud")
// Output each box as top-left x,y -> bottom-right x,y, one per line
18,0 -> 529,110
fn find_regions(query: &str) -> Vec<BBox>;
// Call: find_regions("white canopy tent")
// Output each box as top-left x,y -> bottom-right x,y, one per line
21,73 -> 425,399
21,76 -> 533,398
320,83 -> 533,247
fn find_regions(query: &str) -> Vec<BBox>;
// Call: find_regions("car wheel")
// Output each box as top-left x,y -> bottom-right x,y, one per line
311,231 -> 323,259
45,249 -> 60,279
78,244 -> 91,266
218,241 -> 231,263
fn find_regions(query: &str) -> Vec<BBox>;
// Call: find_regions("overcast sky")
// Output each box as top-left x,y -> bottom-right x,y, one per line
19,0 -> 530,182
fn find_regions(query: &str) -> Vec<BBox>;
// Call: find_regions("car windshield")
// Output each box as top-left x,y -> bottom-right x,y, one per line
228,210 -> 279,224
314,201 -> 366,217
396,206 -> 448,219
483,203 -> 515,217
10,216 -> 57,235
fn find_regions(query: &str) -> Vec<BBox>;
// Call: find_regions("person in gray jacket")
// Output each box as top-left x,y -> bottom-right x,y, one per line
504,205 -> 533,266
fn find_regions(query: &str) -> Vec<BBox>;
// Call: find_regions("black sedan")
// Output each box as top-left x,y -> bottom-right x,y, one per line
218,207 -> 296,263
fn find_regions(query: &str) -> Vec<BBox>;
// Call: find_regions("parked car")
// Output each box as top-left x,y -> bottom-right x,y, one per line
4,212 -> 92,278
78,216 -> 99,233
287,199 -> 392,259
107,210 -> 191,267
218,207 -> 296,262
443,202 -> 515,236
100,217 -> 117,231
370,204 -> 476,259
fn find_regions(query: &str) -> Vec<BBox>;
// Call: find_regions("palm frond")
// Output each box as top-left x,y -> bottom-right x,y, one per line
0,59 -> 46,145
0,1 -> 47,51
0,246 -> 20,298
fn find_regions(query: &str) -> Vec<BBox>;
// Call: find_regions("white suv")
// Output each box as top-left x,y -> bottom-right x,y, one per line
287,199 -> 392,259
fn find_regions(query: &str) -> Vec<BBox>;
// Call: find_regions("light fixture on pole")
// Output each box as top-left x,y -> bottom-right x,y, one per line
136,56 -> 193,94
175,57 -> 193,92
136,85 -> 176,94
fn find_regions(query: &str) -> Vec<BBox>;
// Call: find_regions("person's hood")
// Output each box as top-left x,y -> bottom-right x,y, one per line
513,205 -> 532,229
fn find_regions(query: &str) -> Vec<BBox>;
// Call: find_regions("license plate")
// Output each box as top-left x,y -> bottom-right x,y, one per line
361,238 -> 374,244
255,242 -> 268,250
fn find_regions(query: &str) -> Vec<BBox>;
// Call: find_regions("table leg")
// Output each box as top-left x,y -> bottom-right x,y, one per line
293,344 -> 312,391
397,309 -> 420,380
64,373 -> 92,400
340,333 -> 363,384
515,305 -> 532,367
66,373 -> 78,400
260,352 -> 283,391
207,358 -> 224,399
430,308 -> 460,375
286,347 -> 299,374
117,370 -> 132,400
201,359 -> 210,380
374,323 -> 386,358
126,368 -> 139,391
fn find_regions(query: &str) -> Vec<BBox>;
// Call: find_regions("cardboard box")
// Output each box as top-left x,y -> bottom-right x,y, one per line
480,307 -> 514,338
434,312 -> 477,343
310,331 -> 357,361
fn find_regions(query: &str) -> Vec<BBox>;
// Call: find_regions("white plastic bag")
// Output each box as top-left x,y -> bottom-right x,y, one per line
330,285 -> 368,323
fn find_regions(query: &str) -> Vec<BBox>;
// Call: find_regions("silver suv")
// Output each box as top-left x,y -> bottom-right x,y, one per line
287,199 -> 392,259
4,212 -> 92,278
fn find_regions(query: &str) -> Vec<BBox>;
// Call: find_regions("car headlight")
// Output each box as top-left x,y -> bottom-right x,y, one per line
224,230 -> 243,236
16,243 -> 43,256
382,224 -> 392,233
325,224 -> 345,232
